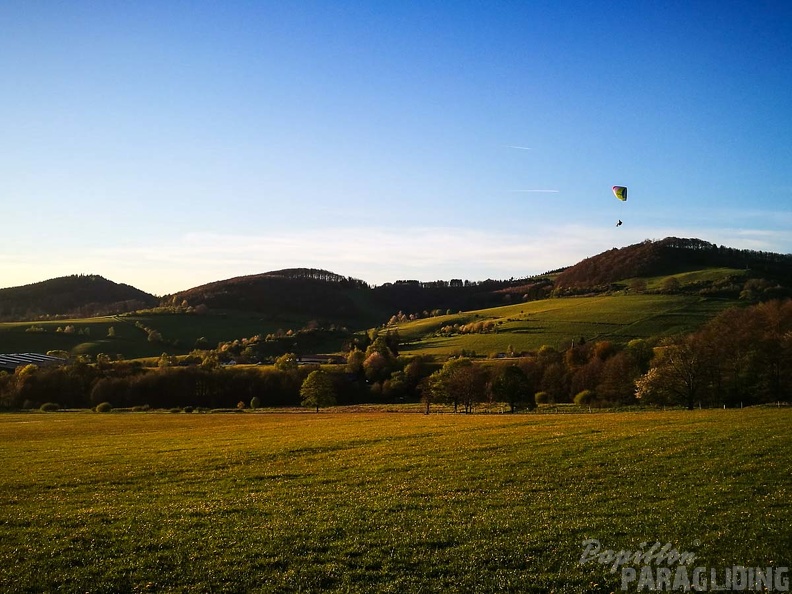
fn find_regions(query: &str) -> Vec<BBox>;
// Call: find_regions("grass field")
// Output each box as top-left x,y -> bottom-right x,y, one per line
397,294 -> 737,356
637,267 -> 748,292
0,286 -> 741,362
0,310 -> 338,360
1,409 -> 789,592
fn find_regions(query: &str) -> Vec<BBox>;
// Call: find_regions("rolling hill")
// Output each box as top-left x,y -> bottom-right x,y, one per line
393,293 -> 733,357
164,268 -> 552,327
166,269 -> 382,326
1,237 -> 790,360
168,238 -> 789,323
0,275 -> 158,321
554,237 -> 792,296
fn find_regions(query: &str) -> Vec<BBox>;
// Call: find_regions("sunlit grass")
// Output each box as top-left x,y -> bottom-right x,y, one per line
0,409 -> 789,592
0,310 -> 328,359
1,285 -> 741,361
638,267 -> 747,291
397,294 -> 737,355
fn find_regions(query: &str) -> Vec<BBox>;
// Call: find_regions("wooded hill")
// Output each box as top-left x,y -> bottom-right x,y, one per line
165,268 -> 553,326
168,269 -> 375,324
147,238 -> 792,321
0,275 -> 157,321
554,237 -> 792,297
2,238 -> 791,326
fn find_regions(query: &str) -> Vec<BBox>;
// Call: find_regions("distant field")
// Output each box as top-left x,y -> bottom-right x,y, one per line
0,271 -> 744,361
637,267 -> 748,291
396,294 -> 738,355
0,310 -> 338,359
1,409 -> 789,592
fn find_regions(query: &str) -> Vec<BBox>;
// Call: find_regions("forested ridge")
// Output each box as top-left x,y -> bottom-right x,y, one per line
167,268 -> 554,323
2,297 -> 790,411
0,275 -> 157,321
2,238 -> 791,325
167,269 -> 374,323
2,238 -> 792,411
554,237 -> 792,291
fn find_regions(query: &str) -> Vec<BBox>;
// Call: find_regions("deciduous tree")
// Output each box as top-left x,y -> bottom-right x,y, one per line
635,335 -> 713,409
491,365 -> 533,412
300,370 -> 336,412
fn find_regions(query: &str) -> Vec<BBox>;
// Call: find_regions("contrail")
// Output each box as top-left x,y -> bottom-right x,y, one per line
506,145 -> 533,150
511,189 -> 559,193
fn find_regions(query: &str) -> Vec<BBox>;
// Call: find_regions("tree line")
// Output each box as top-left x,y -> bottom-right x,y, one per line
0,274 -> 156,321
2,299 -> 790,412
636,298 -> 792,408
554,237 -> 792,294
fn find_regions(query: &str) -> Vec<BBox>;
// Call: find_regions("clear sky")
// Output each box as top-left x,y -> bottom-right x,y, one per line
2,1 -> 791,295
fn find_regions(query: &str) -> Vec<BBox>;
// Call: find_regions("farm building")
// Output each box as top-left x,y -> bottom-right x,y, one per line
0,353 -> 67,372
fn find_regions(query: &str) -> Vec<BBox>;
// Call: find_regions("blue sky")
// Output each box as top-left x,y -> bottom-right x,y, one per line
2,1 -> 791,295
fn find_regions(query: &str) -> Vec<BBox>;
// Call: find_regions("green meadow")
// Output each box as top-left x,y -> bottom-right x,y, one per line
0,311 -> 321,359
636,267 -> 747,292
1,409 -> 789,592
397,294 -> 736,356
0,289 -> 742,361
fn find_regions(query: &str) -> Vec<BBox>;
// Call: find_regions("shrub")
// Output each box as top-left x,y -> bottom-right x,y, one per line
169,408 -> 181,413
535,391 -> 551,405
95,402 -> 113,413
39,402 -> 60,412
574,390 -> 597,406
183,406 -> 194,413
250,396 -> 261,410
132,405 -> 150,412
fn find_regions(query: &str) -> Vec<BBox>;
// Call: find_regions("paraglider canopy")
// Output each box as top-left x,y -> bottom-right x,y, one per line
612,186 -> 628,201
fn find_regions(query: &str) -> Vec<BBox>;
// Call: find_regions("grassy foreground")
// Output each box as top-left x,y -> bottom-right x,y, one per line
0,409 -> 790,593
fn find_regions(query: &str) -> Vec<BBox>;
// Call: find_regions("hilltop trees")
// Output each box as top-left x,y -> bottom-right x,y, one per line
0,274 -> 157,321
554,237 -> 792,296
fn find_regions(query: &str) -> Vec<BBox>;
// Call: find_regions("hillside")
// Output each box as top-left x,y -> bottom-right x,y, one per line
9,237 -> 788,328
2,238 -> 791,360
0,275 -> 158,321
167,239 -> 792,324
371,277 -> 554,316
167,269 -> 384,326
166,268 -> 549,326
393,293 -> 734,357
554,237 -> 792,296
